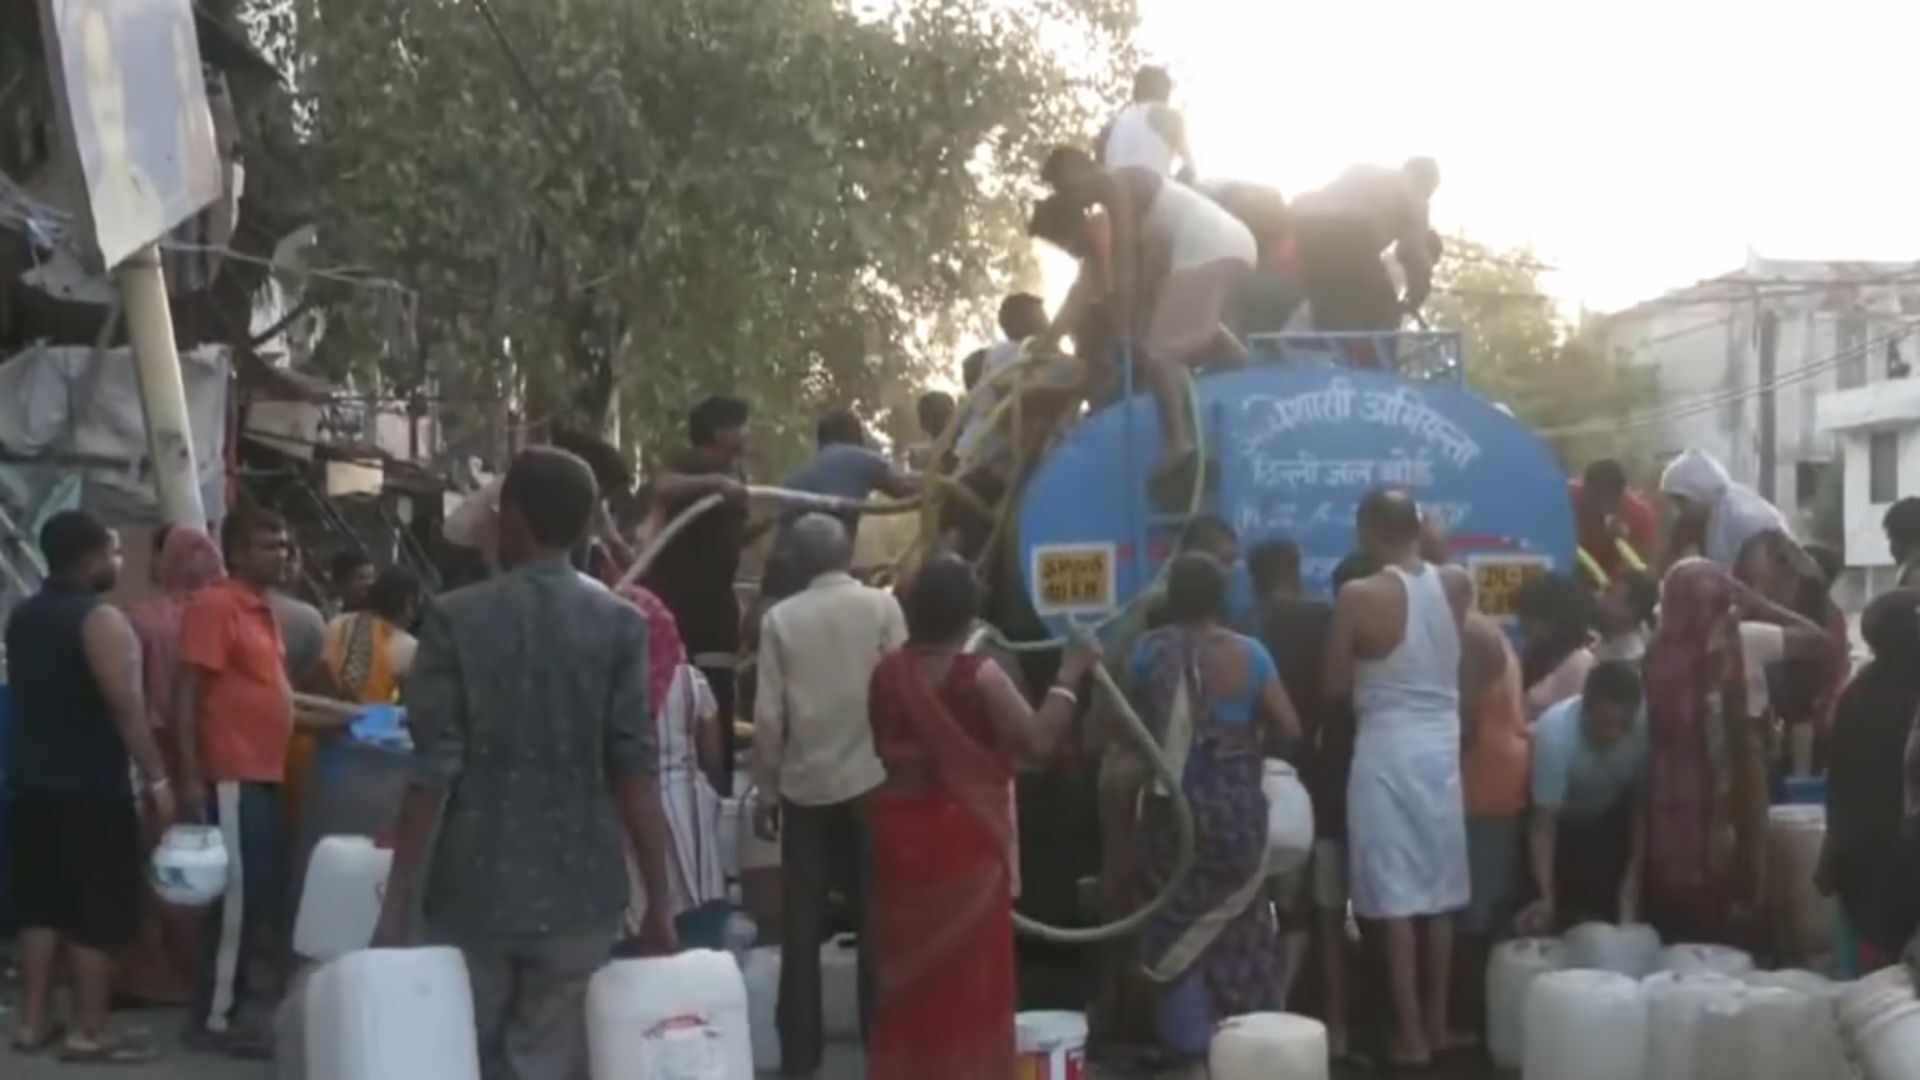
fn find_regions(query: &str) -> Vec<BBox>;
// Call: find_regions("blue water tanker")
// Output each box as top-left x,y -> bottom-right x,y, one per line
1014,331 -> 1577,634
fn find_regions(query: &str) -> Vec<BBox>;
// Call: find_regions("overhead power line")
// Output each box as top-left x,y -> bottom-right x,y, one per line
1538,316 -> 1920,437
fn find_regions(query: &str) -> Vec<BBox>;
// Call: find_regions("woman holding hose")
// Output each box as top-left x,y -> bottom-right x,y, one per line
1130,551 -> 1301,1058
864,555 -> 1098,1079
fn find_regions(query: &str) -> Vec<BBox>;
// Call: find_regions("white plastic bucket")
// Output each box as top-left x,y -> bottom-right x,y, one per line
293,836 -> 394,961
1738,985 -> 1841,1080
1560,922 -> 1662,977
304,947 -> 481,1080
1640,971 -> 1743,1080
741,946 -> 780,1069
1015,1010 -> 1087,1080
1658,943 -> 1754,978
1487,937 -> 1563,1070
1765,805 -> 1835,962
1521,969 -> 1648,1080
1841,966 -> 1919,1046
1208,1012 -> 1328,1080
585,950 -> 752,1080
1855,999 -> 1920,1080
151,824 -> 229,907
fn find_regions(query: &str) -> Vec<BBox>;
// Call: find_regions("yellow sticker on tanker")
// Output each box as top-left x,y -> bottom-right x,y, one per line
1469,554 -> 1552,620
1032,543 -> 1117,616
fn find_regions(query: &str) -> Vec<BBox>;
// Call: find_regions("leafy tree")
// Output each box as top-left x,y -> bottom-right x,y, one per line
1428,238 -> 1656,472
249,0 -> 1136,475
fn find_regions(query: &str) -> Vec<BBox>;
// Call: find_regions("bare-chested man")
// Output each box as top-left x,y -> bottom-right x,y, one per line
1291,159 -> 1440,332
1034,149 -> 1256,504
1324,490 -> 1470,1068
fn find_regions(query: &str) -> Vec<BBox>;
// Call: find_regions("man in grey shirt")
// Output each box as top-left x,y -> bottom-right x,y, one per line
268,545 -> 328,689
375,447 -> 675,1080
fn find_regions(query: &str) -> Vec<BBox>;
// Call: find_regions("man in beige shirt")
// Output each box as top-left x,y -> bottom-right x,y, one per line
752,513 -> 906,1075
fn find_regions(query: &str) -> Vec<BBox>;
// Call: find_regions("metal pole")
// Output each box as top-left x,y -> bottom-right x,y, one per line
117,242 -> 206,531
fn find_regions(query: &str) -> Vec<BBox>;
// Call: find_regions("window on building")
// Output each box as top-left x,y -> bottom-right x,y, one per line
1870,430 -> 1900,505
1796,461 -> 1830,506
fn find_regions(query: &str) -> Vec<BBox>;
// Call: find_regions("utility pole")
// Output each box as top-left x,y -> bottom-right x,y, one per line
38,0 -> 222,533
1757,304 -> 1778,504
119,244 -> 207,532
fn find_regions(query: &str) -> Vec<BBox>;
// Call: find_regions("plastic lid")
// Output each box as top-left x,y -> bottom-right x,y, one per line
1015,1010 -> 1089,1051
159,824 -> 225,850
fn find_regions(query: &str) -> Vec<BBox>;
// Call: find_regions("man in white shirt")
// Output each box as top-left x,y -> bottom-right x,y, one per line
752,513 -> 907,1075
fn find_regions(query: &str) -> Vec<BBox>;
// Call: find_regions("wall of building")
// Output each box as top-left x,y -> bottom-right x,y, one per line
1601,257 -> 1920,544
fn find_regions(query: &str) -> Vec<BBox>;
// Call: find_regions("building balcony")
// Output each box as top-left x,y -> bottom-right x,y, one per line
1817,377 -> 1920,433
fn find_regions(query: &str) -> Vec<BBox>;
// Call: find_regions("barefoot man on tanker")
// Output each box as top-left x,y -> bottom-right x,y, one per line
1037,148 -> 1256,504
1323,489 -> 1472,1069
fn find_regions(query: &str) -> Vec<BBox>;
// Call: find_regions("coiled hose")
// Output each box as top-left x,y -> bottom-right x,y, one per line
611,355 -> 1205,944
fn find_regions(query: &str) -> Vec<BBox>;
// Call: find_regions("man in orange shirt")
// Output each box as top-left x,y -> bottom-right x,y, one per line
176,507 -> 294,1057
1567,460 -> 1658,585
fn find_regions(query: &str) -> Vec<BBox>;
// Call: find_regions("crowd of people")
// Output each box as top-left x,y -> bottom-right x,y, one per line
13,60 -> 1920,1080
10,426 -> 1920,1078
5,506 -> 424,1063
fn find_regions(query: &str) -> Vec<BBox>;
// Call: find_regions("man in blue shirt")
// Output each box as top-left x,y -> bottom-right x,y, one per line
1517,662 -> 1649,933
765,409 -> 918,603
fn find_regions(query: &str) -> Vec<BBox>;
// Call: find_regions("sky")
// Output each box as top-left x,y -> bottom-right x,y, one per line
1133,0 -> 1920,312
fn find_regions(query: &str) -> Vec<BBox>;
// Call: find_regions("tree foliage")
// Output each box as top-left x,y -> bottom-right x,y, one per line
249,0 -> 1136,473
1429,238 -> 1656,471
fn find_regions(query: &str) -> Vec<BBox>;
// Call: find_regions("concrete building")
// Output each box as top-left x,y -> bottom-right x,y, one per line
1816,366 -> 1920,596
1602,256 -> 1920,594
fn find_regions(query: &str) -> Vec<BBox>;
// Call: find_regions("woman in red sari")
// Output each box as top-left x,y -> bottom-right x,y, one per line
865,554 -> 1098,1079
1643,558 -> 1829,943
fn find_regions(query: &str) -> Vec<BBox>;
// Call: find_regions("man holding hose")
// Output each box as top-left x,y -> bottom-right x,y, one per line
645,395 -> 759,797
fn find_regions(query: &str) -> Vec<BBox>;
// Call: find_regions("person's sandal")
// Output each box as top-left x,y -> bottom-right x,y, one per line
59,1030 -> 160,1065
10,1023 -> 64,1054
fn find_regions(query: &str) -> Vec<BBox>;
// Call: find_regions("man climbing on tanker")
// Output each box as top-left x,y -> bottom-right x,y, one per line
1032,148 -> 1257,506
1323,488 -> 1472,1069
1095,65 -> 1196,181
1290,157 -> 1441,332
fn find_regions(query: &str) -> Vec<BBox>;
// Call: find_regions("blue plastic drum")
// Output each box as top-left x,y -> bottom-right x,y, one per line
1016,360 -> 1576,637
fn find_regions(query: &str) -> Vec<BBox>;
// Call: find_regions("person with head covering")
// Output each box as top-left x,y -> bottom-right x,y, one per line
862,555 -> 1098,1078
1659,449 -> 1789,568
609,582 -> 726,940
1127,552 -> 1301,1059
117,527 -> 223,1008
1821,590 -> 1920,973
1642,559 -> 1829,944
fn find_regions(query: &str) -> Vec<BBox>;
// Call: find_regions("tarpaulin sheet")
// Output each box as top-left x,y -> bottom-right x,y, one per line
0,342 -> 229,524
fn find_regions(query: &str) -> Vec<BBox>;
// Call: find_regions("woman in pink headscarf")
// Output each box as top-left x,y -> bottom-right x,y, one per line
615,583 -> 726,938
1642,559 -> 1827,944
118,525 -> 224,1004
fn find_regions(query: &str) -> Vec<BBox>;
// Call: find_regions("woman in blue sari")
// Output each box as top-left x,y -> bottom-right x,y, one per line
1130,552 -> 1302,1057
